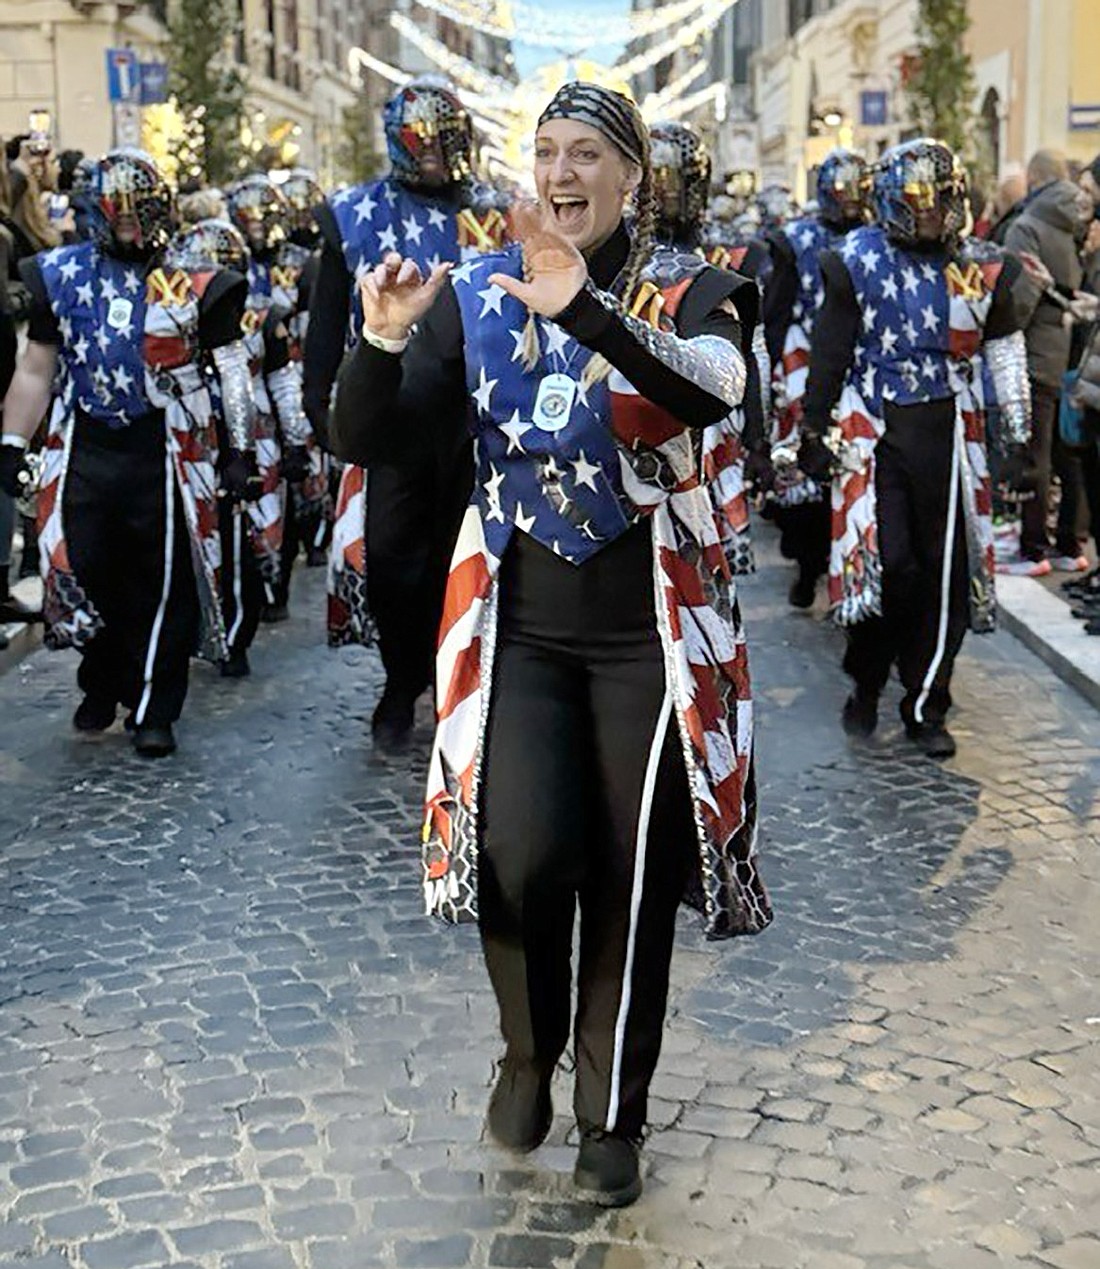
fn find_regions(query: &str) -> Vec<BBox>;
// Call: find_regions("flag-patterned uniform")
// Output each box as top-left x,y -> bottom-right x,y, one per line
828,224 -> 1004,629
421,246 -> 772,941
36,242 -> 228,660
242,259 -> 286,583
769,216 -> 843,508
325,176 -> 510,646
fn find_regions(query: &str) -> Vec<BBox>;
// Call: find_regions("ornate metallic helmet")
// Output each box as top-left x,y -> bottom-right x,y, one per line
755,182 -> 796,229
873,138 -> 967,246
280,168 -> 325,243
649,121 -> 711,243
227,173 -> 288,256
383,81 -> 472,188
816,148 -> 871,228
167,217 -> 250,274
94,148 -> 176,259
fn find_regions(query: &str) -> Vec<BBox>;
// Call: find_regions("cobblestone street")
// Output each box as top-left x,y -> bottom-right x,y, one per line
1,531 -> 1099,1269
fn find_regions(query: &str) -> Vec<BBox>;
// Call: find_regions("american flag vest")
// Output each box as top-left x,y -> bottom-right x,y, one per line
770,216 -> 845,504
40,243 -> 151,426
328,177 -> 509,336
37,256 -> 228,660
423,245 -> 771,942
828,226 -> 1003,629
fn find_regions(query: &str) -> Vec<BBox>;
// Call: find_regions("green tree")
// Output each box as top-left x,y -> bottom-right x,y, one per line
904,0 -> 976,155
336,91 -> 386,186
166,0 -> 247,185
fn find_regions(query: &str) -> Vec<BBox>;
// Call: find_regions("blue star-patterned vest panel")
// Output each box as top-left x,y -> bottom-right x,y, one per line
329,177 -> 463,336
839,224 -> 956,412
40,242 -> 151,425
782,216 -> 841,329
452,249 -> 637,566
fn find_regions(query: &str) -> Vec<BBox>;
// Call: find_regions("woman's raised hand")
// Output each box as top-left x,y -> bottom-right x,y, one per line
488,201 -> 589,318
358,253 -> 452,342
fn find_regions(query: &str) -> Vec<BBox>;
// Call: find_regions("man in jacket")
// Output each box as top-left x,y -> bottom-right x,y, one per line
1005,160 -> 1094,569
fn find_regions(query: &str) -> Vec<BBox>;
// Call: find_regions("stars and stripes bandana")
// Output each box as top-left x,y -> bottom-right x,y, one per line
537,82 -> 645,166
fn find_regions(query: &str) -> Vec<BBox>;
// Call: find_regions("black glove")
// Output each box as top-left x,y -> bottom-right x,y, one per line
220,448 -> 263,503
0,443 -> 31,499
280,444 -> 310,483
743,445 -> 777,495
797,430 -> 836,481
996,443 -> 1038,501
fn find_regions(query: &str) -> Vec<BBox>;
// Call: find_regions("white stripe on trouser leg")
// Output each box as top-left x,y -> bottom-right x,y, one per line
227,509 -> 244,647
915,419 -> 961,725
135,449 -> 176,728
605,687 -> 674,1134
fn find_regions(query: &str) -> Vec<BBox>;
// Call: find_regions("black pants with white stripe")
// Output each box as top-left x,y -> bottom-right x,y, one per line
218,497 -> 264,657
478,527 -> 696,1140
65,416 -> 199,726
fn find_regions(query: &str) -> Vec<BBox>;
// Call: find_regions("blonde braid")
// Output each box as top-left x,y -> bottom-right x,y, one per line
519,246 -> 541,372
583,121 -> 656,389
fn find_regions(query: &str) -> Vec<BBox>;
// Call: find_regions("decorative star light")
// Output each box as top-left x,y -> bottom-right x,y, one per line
472,366 -> 498,414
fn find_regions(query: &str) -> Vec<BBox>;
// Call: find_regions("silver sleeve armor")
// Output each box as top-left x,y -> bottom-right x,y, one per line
587,283 -> 748,411
752,322 -> 771,422
266,363 -> 312,448
984,331 -> 1031,447
211,340 -> 256,453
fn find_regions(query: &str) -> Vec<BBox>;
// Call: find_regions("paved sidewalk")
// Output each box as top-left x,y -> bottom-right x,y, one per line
0,536 -> 1098,1269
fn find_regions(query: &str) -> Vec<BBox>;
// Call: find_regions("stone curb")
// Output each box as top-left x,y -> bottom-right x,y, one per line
996,573 -> 1100,711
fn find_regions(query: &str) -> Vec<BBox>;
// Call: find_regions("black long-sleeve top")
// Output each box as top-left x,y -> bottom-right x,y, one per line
330,222 -> 745,470
802,245 -> 1024,436
760,229 -> 799,369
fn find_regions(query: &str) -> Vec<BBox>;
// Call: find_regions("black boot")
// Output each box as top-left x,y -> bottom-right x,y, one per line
0,575 -> 43,624
260,602 -> 289,623
73,694 -> 116,732
574,1130 -> 643,1208
841,688 -> 878,737
788,566 -> 817,609
220,649 -> 251,678
18,516 -> 38,580
486,1058 -> 553,1154
371,685 -> 416,751
132,723 -> 176,758
901,701 -> 956,759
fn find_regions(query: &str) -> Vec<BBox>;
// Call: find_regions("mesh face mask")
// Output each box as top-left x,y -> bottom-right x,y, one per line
874,139 -> 967,246
816,148 -> 871,228
649,121 -> 711,241
227,175 -> 288,255
168,217 -> 250,273
384,85 -> 473,187
95,148 -> 176,259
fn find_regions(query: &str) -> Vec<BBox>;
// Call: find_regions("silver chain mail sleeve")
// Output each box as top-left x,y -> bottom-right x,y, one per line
266,363 -> 312,448
752,321 -> 771,422
587,282 -> 748,411
983,331 -> 1032,447
211,340 -> 257,453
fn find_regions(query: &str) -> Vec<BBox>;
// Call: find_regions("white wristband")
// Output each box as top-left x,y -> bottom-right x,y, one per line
361,324 -> 410,355
1,433 -> 29,451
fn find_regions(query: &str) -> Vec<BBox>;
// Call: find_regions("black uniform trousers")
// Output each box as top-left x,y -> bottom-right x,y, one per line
478,527 -> 696,1140
64,415 -> 199,726
218,496 -> 265,656
367,444 -> 472,709
774,499 -> 831,581
843,399 -> 969,724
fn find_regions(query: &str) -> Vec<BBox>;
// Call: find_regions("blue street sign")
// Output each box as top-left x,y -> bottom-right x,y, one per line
106,48 -> 140,104
139,62 -> 169,105
860,90 -> 888,128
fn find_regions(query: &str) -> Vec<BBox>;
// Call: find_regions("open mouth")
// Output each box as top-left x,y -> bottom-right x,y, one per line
550,194 -> 589,232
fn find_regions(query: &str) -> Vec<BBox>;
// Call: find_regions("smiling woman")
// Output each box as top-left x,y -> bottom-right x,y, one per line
330,79 -> 771,1210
